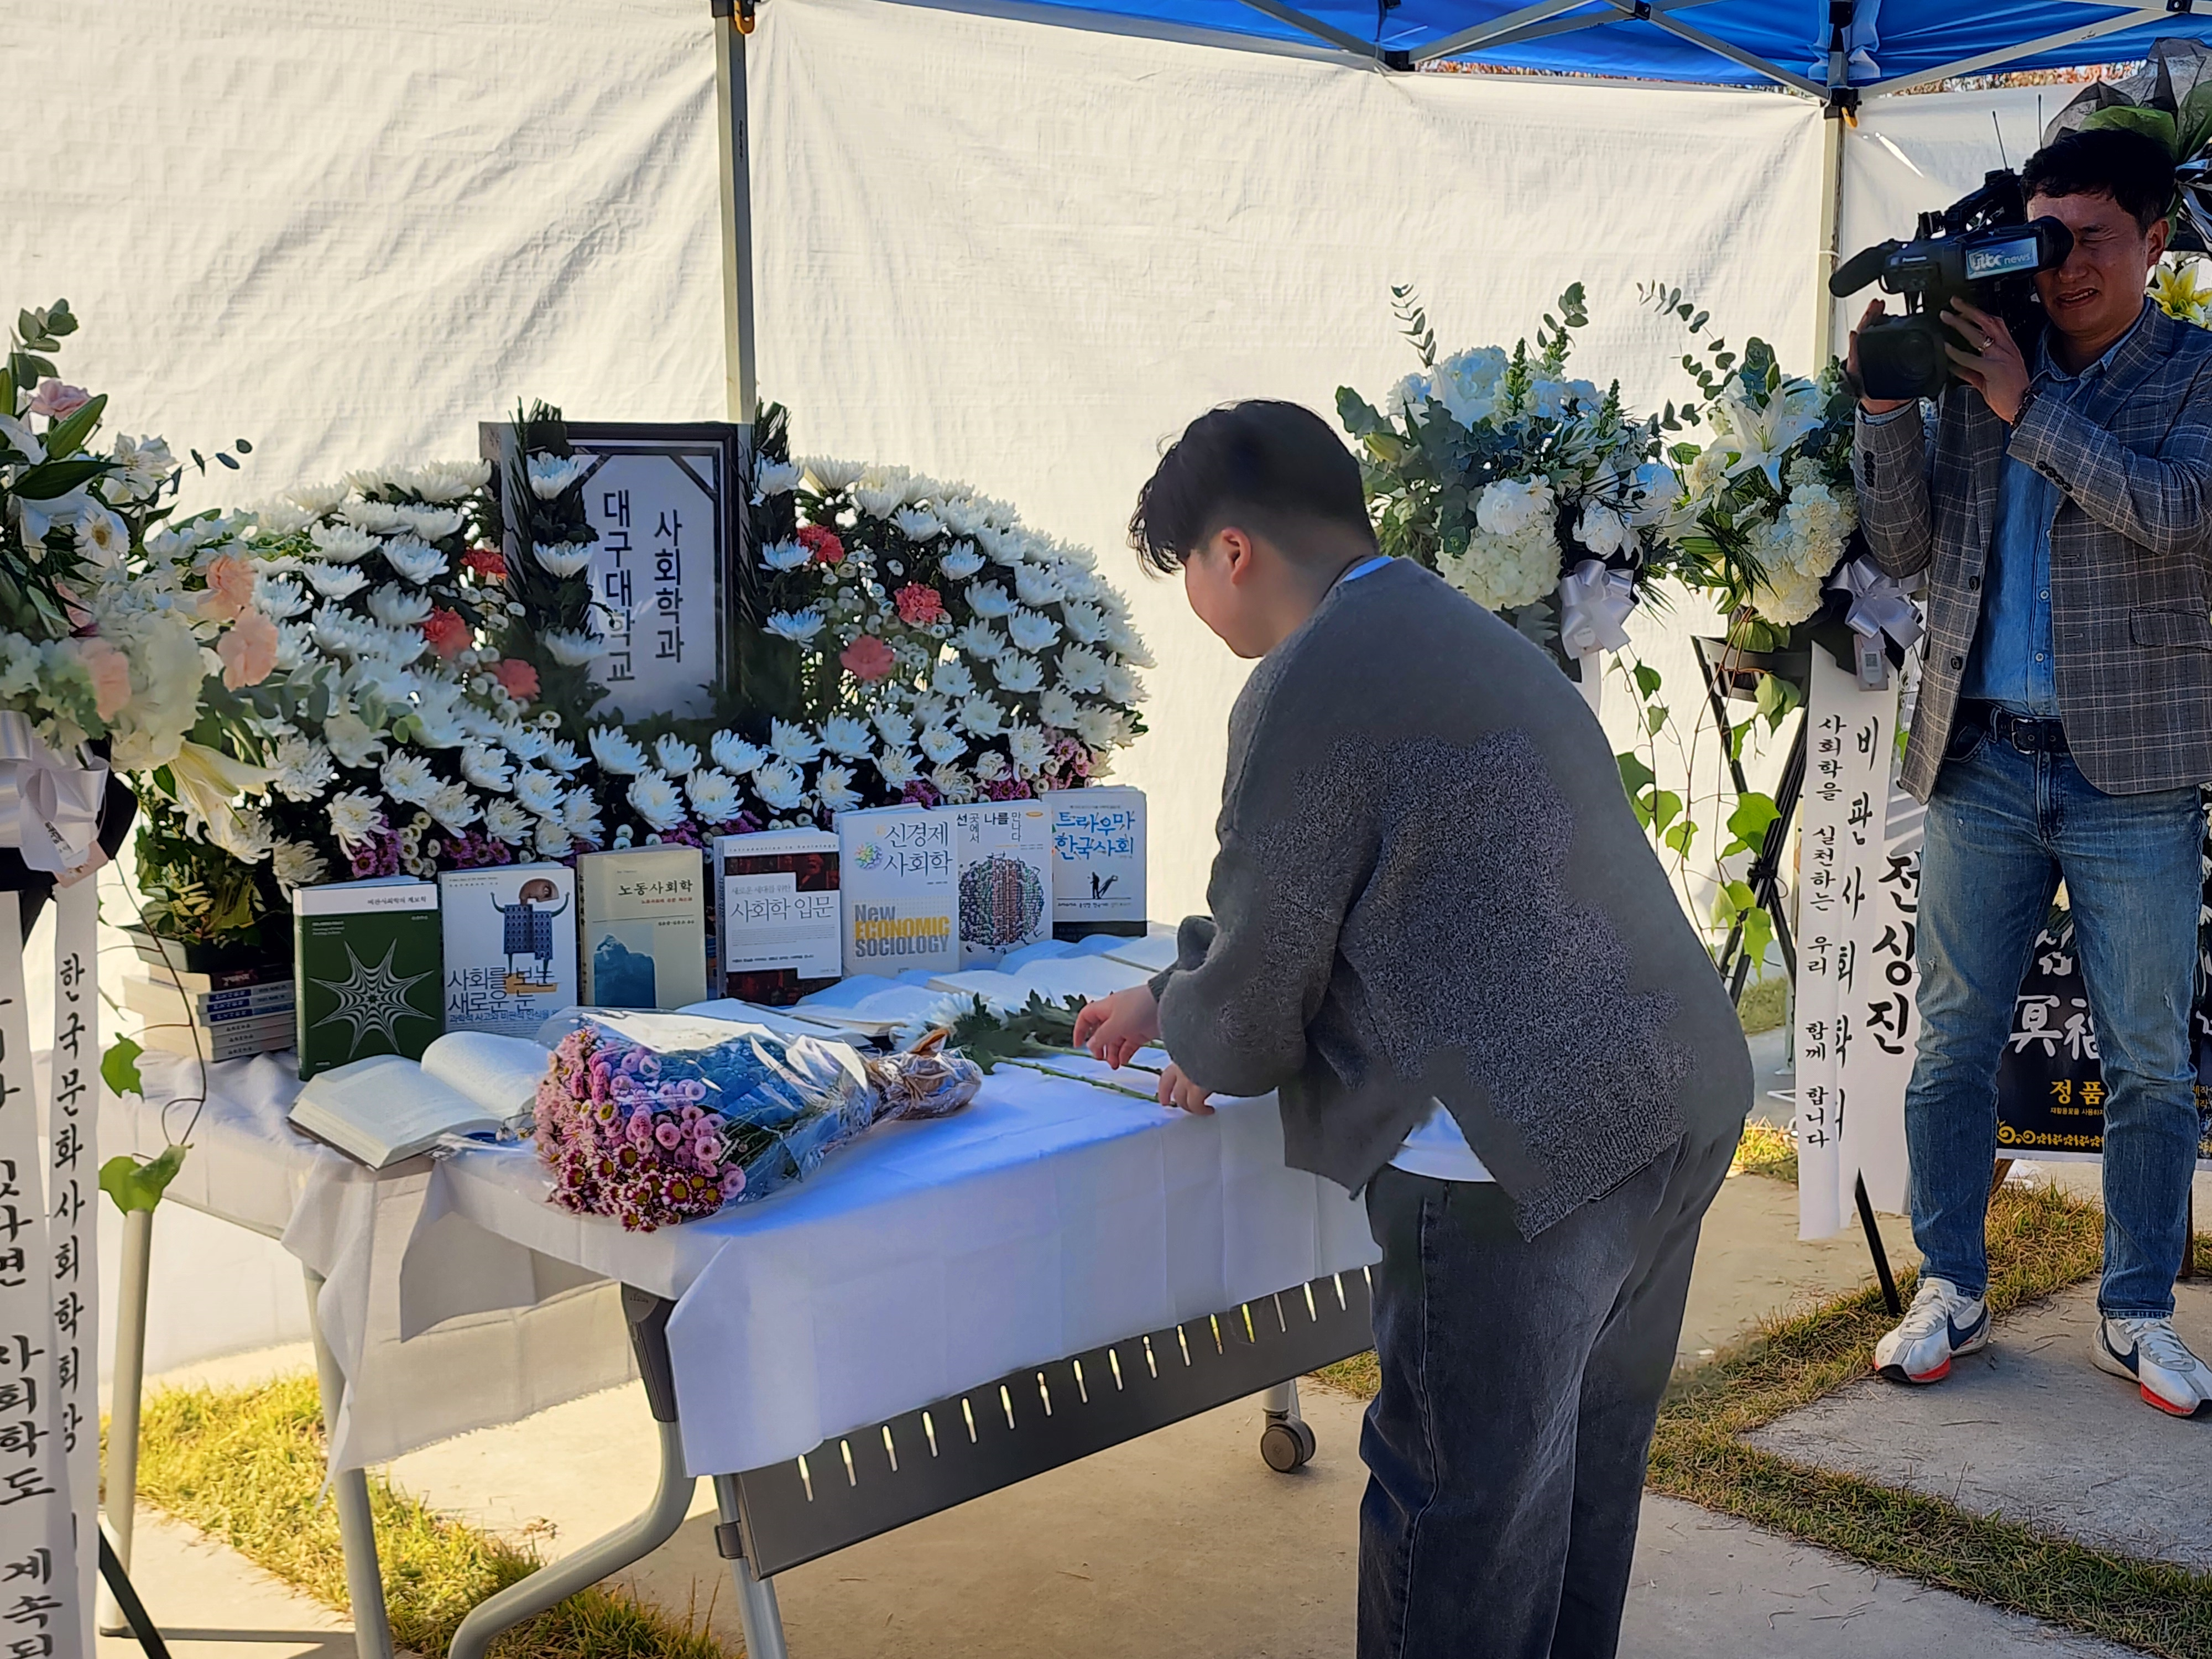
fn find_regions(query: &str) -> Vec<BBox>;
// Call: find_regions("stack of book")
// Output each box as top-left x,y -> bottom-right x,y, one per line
122,963 -> 295,1062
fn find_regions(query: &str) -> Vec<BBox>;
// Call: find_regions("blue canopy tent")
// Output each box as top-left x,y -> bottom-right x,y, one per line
706,0 -> 2212,413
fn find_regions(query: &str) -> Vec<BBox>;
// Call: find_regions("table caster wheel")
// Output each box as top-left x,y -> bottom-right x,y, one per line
1260,1417 -> 1316,1473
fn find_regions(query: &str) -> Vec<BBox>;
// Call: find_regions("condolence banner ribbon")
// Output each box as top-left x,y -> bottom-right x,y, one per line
0,714 -> 103,874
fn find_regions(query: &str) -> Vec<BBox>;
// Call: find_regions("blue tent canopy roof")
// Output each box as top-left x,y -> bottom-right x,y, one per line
920,0 -> 2212,95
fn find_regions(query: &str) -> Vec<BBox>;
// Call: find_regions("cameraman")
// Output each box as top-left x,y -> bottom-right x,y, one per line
1851,126 -> 2212,1417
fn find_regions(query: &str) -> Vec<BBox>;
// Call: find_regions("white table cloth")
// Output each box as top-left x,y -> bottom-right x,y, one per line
101,1052 -> 635,1472
400,1046 -> 1380,1478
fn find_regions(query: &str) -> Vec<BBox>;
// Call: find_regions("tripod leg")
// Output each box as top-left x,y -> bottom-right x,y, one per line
99,1528 -> 171,1659
1856,1175 -> 1902,1316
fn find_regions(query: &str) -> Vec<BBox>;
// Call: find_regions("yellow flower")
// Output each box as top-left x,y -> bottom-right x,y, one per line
2151,258 -> 2212,327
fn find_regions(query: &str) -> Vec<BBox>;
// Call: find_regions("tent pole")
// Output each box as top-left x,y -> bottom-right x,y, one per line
713,2 -> 759,424
1814,110 -> 1845,372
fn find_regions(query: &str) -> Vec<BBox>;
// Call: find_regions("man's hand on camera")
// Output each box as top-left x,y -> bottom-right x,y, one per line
1848,300 -> 1911,416
1074,984 -> 1161,1071
1943,299 -> 2030,425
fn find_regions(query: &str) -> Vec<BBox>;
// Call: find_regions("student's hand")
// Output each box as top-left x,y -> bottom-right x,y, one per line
1156,1062 -> 1214,1115
1074,984 -> 1161,1070
1848,299 -> 1911,416
1943,299 -> 2030,424
53,846 -> 108,889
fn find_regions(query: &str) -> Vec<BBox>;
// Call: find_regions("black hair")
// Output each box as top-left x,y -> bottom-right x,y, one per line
2022,127 -> 2176,232
1127,400 -> 1374,574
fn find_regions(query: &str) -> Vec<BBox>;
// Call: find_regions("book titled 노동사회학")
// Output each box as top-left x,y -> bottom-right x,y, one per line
293,878 -> 444,1079
577,847 -> 709,1011
438,863 -> 580,1036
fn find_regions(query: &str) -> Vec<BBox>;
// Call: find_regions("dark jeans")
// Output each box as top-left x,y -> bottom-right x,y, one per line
1906,724 -> 2203,1317
1358,1121 -> 1739,1659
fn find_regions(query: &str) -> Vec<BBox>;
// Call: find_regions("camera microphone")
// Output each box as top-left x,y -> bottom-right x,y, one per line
1830,241 -> 1901,299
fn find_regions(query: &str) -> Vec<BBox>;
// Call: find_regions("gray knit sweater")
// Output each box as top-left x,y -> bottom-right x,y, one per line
1153,557 -> 1750,1238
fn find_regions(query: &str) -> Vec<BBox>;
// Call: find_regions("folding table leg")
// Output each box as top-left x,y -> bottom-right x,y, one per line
96,1206 -> 154,1636
712,1474 -> 787,1659
303,1268 -> 394,1659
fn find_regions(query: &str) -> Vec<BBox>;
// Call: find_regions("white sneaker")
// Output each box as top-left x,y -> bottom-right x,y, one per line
2092,1316 -> 2212,1418
1874,1276 -> 1990,1384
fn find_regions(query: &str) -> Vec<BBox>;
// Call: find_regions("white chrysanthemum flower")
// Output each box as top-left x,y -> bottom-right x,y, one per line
876,748 -> 922,788
644,733 -> 695,776
1100,661 -> 1142,707
1056,600 -> 1108,645
254,575 -> 310,621
816,763 -> 860,813
940,544 -> 985,581
564,788 -> 605,841
919,723 -> 966,764
801,456 -> 864,492
206,806 -> 275,865
958,696 -> 1006,738
534,541 -> 596,580
380,753 -> 437,806
272,839 -> 329,892
1008,608 -> 1061,654
289,481 -> 349,516
754,758 -> 808,811
408,701 -> 470,750
310,522 -> 378,571
760,539 -> 810,572
1013,565 -> 1066,607
818,715 -> 874,758
711,729 -> 768,775
365,583 -> 434,628
271,735 -> 337,802
992,654 -> 1045,695
589,725 -> 648,775
928,658 -> 973,700
396,459 -> 490,503
686,768 -> 743,824
1106,623 -> 1155,669
302,561 -> 369,601
513,766 -> 565,816
426,781 -> 482,831
872,708 -> 916,750
974,751 -> 1009,783
382,536 -> 448,585
273,621 -> 317,672
966,581 -> 1015,619
542,629 -> 606,667
500,722 -> 551,762
1037,686 -> 1079,729
1006,724 -> 1052,774
535,817 -> 576,857
770,718 -> 823,764
526,454 -> 589,499
1057,645 -> 1109,695
545,737 -> 586,774
627,769 -> 686,831
952,620 -> 1004,662
893,506 -> 943,541
752,458 -> 804,497
1073,705 -> 1124,748
484,798 -> 534,845
765,609 -> 825,645
461,744 -> 514,792
327,790 -> 387,852
323,709 -> 388,769
393,503 -> 466,540
930,763 -> 976,804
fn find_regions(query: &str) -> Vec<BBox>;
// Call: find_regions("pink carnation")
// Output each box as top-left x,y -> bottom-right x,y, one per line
29,381 -> 91,420
492,658 -> 540,701
894,584 -> 945,625
199,554 -> 256,623
218,609 -> 279,690
840,634 -> 895,682
797,524 -> 844,566
421,608 -> 471,660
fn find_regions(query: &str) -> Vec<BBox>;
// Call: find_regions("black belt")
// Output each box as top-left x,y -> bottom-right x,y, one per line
1959,700 -> 2069,755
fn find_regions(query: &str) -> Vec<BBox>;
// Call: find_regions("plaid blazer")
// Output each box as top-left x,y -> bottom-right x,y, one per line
1855,302 -> 2212,801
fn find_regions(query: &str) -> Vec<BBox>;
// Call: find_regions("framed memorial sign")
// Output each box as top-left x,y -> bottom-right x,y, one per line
482,421 -> 753,720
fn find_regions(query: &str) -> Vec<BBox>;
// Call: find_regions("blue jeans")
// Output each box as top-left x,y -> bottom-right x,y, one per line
1907,722 -> 2203,1318
1358,1118 -> 1739,1658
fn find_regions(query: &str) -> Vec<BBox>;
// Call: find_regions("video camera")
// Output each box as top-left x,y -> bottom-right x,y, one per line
1829,170 -> 2074,401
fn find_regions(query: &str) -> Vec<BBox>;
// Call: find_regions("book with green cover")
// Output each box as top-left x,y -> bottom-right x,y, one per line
293,878 -> 444,1079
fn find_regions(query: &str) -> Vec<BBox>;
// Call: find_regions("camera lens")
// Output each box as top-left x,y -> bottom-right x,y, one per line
1861,317 -> 1948,401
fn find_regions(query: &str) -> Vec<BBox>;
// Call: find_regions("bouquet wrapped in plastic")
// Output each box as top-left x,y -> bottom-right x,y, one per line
534,1010 -> 981,1232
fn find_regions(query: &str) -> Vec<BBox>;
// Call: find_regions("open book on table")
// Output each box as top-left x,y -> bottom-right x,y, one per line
286,1031 -> 551,1170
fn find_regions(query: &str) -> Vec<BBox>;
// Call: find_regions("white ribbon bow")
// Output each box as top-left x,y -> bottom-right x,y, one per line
1826,556 -> 1923,653
0,713 -> 105,873
1557,559 -> 1639,659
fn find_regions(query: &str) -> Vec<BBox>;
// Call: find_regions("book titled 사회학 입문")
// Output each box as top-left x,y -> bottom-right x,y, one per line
293,878 -> 443,1079
439,863 -> 578,1036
